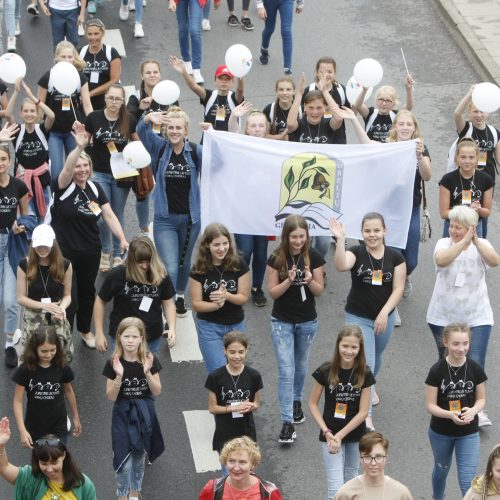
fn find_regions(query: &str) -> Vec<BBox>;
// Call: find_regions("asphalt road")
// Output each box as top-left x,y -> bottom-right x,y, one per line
1,0 -> 500,498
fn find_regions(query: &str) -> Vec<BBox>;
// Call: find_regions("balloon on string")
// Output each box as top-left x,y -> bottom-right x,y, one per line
152,80 -> 180,106
345,76 -> 373,104
225,44 -> 252,78
123,141 -> 151,169
51,61 -> 80,95
0,53 -> 26,84
353,58 -> 383,88
471,82 -> 500,113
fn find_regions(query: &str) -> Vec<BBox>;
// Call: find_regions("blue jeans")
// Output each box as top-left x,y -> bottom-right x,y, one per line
49,132 -> 76,191
345,311 -> 395,417
428,428 -> 479,499
115,451 -> 145,497
28,187 -> 51,223
5,0 -> 15,37
196,319 -> 246,374
203,0 -> 210,19
153,213 -> 201,293
15,0 -> 20,20
261,0 -> 294,69
135,194 -> 150,230
92,172 -> 130,257
428,323 -> 492,369
442,217 -> 483,239
321,441 -> 359,499
109,335 -> 161,354
270,317 -> 318,422
0,234 -> 19,337
233,234 -> 268,289
176,0 -> 202,70
312,236 -> 331,259
121,0 -> 143,22
49,7 -> 79,48
402,204 -> 420,275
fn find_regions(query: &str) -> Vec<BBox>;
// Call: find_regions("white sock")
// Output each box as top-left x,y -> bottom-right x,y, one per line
176,293 -> 184,299
5,333 -> 14,348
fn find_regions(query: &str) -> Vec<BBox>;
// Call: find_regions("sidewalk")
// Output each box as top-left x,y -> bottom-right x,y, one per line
438,0 -> 500,85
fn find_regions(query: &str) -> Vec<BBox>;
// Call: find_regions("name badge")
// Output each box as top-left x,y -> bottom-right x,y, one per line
62,97 -> 71,111
41,297 -> 52,304
87,201 -> 101,216
230,401 -> 243,418
449,400 -> 461,414
323,110 -> 333,119
461,190 -> 472,205
334,402 -> 347,419
215,105 -> 226,121
90,71 -> 100,84
372,270 -> 383,286
478,151 -> 487,166
139,296 -> 153,312
454,272 -> 465,288
300,285 -> 306,302
107,141 -> 118,154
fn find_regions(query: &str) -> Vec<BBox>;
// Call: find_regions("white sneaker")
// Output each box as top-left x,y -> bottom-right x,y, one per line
134,22 -> 144,37
7,36 -> 16,52
119,4 -> 129,20
201,18 -> 211,30
78,23 -> 84,36
142,0 -> 146,5
15,20 -> 21,36
394,307 -> 402,327
184,61 -> 193,75
403,277 -> 413,298
129,1 -> 135,10
478,410 -> 492,427
193,69 -> 204,84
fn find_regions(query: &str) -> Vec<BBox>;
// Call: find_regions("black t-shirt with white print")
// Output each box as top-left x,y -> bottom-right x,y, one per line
18,258 -> 70,302
312,362 -> 375,443
205,365 -> 263,452
439,168 -> 494,209
38,71 -> 88,134
98,265 -> 175,341
0,176 -> 28,229
165,150 -> 191,214
345,245 -> 405,321
81,44 -> 121,110
267,248 -> 325,323
190,257 -> 249,324
364,107 -> 398,143
425,358 -> 487,436
263,102 -> 290,135
289,116 -> 343,145
85,109 -> 137,174
12,363 -> 74,440
103,355 -> 161,400
51,181 -> 108,254
200,89 -> 241,131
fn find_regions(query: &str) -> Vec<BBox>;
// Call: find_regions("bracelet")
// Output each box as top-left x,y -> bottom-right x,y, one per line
323,428 -> 333,437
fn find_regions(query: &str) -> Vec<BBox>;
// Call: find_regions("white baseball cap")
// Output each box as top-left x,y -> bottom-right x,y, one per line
32,224 -> 56,248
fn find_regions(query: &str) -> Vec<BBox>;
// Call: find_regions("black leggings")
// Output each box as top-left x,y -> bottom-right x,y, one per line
227,0 -> 250,12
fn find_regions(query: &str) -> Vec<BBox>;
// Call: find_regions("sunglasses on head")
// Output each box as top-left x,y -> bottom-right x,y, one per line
34,438 -> 62,448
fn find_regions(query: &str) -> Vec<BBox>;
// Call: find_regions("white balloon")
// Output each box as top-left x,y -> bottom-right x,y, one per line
50,61 -> 80,96
353,58 -> 384,88
0,53 -> 26,84
225,44 -> 252,78
471,82 -> 500,113
123,141 -> 151,169
345,76 -> 373,105
152,80 -> 180,106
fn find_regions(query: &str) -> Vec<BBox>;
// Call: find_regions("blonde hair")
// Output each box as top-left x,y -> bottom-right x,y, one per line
54,41 -> 86,72
161,106 -> 190,137
20,98 -> 43,123
244,111 -> 270,135
448,205 -> 479,228
112,317 -> 148,364
219,437 -> 261,467
376,85 -> 398,106
386,110 -> 423,143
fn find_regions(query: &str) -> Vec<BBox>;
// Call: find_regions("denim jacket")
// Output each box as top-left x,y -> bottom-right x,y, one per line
137,117 -> 202,223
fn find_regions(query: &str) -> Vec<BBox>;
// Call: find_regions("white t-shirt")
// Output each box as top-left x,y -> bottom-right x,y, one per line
426,237 -> 493,327
49,0 -> 79,11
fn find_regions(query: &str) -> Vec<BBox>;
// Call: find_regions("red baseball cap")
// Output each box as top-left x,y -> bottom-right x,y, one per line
214,65 -> 234,79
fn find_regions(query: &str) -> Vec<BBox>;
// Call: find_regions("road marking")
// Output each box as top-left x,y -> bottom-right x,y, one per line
170,312 -> 204,363
183,410 -> 221,472
104,29 -> 126,57
123,85 -> 137,104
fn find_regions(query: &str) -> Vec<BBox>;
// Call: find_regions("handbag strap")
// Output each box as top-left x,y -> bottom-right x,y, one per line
421,178 -> 427,211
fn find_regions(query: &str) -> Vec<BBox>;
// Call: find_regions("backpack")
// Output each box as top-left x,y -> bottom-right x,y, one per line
79,44 -> 113,64
204,91 -> 237,117
365,109 -> 396,133
307,82 -> 347,106
211,474 -> 281,500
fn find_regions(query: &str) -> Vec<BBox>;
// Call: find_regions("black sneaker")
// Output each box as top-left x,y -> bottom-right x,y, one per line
5,347 -> 18,368
241,17 -> 254,30
27,2 -> 39,14
175,297 -> 188,318
259,48 -> 269,65
293,401 -> 306,424
278,421 -> 296,443
251,288 -> 267,307
227,14 -> 240,26
284,68 -> 292,75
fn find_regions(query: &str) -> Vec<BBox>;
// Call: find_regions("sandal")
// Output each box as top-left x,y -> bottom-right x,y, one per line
81,332 -> 96,349
99,252 -> 110,273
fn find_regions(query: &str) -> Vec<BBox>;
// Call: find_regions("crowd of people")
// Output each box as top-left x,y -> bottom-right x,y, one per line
0,1 -> 499,498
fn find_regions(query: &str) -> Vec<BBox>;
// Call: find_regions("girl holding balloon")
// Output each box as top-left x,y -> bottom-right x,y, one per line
37,41 -> 93,191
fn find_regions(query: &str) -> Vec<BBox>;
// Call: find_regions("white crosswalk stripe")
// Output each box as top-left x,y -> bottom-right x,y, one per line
170,311 -> 204,363
103,29 -> 126,57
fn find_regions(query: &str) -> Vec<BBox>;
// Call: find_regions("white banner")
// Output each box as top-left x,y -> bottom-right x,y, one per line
201,129 -> 418,248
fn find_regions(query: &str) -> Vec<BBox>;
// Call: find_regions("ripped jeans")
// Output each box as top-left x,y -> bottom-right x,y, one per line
270,317 -> 318,422
428,428 -> 479,499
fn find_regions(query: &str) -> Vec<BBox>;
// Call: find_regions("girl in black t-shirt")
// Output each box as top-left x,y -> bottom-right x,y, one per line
12,327 -> 81,447
17,224 -> 73,362
309,325 -> 375,499
263,77 -> 297,139
190,223 -> 250,374
103,317 -> 164,500
37,41 -> 93,191
205,332 -> 263,472
425,323 -> 487,498
330,213 -> 406,431
439,138 -> 493,238
266,215 -> 325,444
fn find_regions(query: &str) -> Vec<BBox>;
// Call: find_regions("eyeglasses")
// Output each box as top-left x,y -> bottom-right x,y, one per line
377,98 -> 393,104
360,454 -> 386,464
34,438 -> 62,448
106,96 -> 124,103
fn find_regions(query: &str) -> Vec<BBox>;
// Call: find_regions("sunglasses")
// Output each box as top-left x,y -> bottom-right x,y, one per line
34,438 -> 62,448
